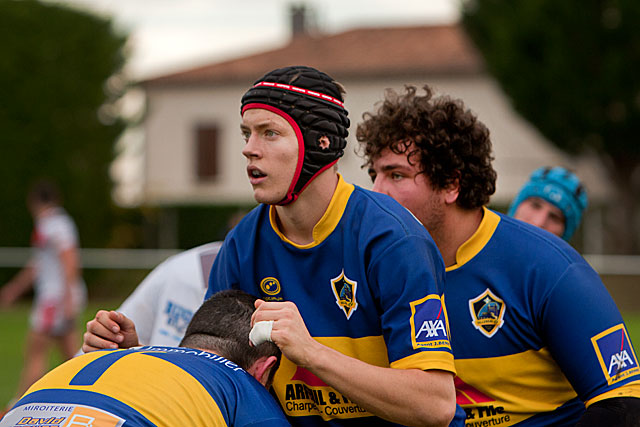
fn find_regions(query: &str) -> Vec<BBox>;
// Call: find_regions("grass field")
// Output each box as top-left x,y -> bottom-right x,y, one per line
0,301 -> 121,407
1,304 -> 640,409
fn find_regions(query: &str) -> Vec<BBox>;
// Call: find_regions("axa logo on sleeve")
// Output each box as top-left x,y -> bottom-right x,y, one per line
592,324 -> 640,385
410,295 -> 451,350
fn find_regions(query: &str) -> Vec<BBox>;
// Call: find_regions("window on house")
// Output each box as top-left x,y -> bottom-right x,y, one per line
195,125 -> 218,180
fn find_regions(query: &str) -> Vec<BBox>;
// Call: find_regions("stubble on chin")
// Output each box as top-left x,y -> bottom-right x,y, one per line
422,198 -> 446,240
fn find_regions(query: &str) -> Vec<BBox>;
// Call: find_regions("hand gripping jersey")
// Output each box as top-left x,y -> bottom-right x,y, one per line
1,346 -> 289,427
206,175 -> 456,426
117,242 -> 221,346
447,208 -> 640,426
30,207 -> 87,334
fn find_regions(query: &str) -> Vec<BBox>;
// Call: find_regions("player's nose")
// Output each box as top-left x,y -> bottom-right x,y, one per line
528,211 -> 548,228
242,135 -> 261,159
372,178 -> 387,195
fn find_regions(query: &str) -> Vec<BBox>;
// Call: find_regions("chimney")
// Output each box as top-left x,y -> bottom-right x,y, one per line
290,3 -> 307,38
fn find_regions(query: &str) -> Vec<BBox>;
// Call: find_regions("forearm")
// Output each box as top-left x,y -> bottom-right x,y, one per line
59,247 -> 79,313
304,341 -> 455,427
1,264 -> 35,303
253,300 -> 456,425
60,247 -> 79,288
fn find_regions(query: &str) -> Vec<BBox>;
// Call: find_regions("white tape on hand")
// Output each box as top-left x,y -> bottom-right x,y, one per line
249,320 -> 274,346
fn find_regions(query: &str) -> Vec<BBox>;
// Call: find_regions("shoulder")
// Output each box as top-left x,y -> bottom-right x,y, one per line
41,208 -> 75,231
163,242 -> 223,267
37,209 -> 79,246
346,187 -> 442,271
489,210 -> 590,274
348,185 -> 428,238
225,205 -> 266,239
146,242 -> 224,287
217,206 -> 270,257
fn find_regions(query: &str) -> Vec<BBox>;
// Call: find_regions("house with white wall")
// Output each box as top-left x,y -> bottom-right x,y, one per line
139,22 -> 611,250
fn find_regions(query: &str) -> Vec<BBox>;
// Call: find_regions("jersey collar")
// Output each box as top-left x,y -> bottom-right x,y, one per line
446,207 -> 500,272
269,174 -> 354,249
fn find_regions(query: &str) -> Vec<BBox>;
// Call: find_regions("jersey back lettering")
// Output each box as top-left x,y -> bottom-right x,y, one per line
1,346 -> 288,427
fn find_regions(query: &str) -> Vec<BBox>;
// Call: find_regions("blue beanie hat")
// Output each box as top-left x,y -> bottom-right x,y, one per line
508,166 -> 588,241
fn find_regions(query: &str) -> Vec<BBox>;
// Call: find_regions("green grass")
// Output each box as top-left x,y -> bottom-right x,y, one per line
0,301 -> 121,408
625,312 -> 640,346
1,305 -> 640,409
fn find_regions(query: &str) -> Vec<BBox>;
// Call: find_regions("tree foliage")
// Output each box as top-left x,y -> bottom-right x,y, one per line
463,0 -> 640,253
0,0 -> 128,247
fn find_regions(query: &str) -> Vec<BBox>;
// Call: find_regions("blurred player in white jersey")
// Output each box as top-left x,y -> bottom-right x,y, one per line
1,180 -> 87,409
80,210 -> 245,349
111,241 -> 221,346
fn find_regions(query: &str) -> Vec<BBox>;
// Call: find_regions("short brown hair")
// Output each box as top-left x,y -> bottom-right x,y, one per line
180,290 -> 280,382
357,85 -> 496,209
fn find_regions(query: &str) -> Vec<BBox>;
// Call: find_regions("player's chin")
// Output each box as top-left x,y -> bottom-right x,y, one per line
252,190 -> 286,205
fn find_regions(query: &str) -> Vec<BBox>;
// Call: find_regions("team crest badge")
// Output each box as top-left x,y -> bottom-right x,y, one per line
469,289 -> 506,338
330,270 -> 358,319
591,324 -> 640,385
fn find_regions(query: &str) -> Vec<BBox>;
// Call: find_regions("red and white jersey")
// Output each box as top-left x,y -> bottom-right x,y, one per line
31,207 -> 86,304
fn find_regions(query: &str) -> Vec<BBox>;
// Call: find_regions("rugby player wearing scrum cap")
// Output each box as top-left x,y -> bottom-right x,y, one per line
84,66 -> 464,427
509,166 -> 588,241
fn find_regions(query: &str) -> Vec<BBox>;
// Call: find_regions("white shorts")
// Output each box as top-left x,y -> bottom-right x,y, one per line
30,294 -> 86,336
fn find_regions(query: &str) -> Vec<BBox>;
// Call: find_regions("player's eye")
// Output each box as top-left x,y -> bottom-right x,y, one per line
240,129 -> 250,142
530,199 -> 544,209
367,168 -> 377,183
391,172 -> 403,180
549,212 -> 565,225
265,129 -> 278,138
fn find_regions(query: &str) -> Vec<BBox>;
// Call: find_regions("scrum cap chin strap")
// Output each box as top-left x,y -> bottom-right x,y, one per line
241,66 -> 350,205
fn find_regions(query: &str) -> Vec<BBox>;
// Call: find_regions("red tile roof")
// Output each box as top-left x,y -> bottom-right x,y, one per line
143,24 -> 484,87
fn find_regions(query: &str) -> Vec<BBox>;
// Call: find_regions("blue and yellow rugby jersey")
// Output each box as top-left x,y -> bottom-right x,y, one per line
207,175 -> 456,426
447,208 -> 640,427
1,346 -> 288,427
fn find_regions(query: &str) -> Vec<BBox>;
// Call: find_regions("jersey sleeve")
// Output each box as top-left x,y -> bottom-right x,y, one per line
368,234 -> 455,374
540,262 -> 640,403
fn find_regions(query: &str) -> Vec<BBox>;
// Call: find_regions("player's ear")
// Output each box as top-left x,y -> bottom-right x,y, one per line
247,355 -> 278,387
443,179 -> 460,205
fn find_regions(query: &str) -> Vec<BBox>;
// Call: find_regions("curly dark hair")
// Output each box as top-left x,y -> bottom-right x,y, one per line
356,85 -> 496,209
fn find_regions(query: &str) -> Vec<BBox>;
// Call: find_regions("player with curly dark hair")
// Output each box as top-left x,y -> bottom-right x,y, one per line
358,85 -> 496,210
358,85 -> 640,426
81,68 -> 462,427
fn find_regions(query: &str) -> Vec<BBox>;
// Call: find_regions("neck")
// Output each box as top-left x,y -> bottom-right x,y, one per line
431,206 -> 484,268
34,204 -> 57,219
195,347 -> 220,356
273,170 -> 339,245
